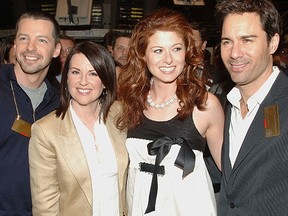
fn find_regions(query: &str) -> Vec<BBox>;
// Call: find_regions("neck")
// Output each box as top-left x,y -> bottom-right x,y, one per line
14,64 -> 48,89
71,100 -> 100,124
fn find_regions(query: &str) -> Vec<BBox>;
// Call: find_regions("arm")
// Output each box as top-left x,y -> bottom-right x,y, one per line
194,92 -> 224,170
29,123 -> 60,216
204,93 -> 224,170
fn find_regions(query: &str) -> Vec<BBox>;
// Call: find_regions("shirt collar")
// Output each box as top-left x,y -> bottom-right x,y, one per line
227,66 -> 280,109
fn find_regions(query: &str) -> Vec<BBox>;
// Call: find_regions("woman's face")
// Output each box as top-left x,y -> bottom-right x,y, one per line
67,53 -> 104,109
144,30 -> 186,84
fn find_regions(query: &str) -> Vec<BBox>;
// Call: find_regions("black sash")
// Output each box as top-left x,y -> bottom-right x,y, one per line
142,136 -> 205,214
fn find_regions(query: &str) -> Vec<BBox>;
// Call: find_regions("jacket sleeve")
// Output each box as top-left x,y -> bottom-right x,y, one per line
29,122 -> 60,216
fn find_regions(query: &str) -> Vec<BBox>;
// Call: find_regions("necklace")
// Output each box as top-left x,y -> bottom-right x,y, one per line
147,91 -> 178,109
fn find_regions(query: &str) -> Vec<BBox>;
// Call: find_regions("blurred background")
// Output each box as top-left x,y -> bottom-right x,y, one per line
0,0 -> 287,48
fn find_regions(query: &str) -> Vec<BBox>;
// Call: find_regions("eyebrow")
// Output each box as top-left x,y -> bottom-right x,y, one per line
221,35 -> 257,41
150,43 -> 184,48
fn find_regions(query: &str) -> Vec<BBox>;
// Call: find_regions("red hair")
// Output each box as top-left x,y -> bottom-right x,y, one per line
117,9 -> 208,130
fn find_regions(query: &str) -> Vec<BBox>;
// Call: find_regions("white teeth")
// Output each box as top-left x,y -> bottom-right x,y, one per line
160,67 -> 175,72
25,56 -> 37,60
78,89 -> 90,93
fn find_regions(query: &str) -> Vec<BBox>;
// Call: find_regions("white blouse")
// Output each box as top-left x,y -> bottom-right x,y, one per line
70,105 -> 119,216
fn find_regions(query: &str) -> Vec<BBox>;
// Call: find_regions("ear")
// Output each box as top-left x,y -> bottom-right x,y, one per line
53,42 -> 62,58
269,33 -> 280,55
201,40 -> 207,51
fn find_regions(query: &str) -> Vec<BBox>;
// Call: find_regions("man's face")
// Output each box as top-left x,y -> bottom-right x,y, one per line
220,13 -> 279,89
192,29 -> 206,51
59,38 -> 75,67
14,18 -> 61,75
112,37 -> 131,66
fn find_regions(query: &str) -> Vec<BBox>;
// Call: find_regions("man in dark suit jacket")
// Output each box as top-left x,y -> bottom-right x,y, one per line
215,0 -> 288,215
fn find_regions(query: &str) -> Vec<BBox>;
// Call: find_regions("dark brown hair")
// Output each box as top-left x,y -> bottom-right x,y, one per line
15,11 -> 60,45
56,41 -> 116,123
215,0 -> 282,43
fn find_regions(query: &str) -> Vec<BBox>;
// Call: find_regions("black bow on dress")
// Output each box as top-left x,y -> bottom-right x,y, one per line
145,136 -> 205,214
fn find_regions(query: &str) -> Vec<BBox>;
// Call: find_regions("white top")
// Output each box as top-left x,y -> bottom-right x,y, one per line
70,104 -> 119,216
227,66 -> 280,166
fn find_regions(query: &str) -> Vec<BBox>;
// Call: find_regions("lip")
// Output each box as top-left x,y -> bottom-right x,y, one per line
229,62 -> 248,72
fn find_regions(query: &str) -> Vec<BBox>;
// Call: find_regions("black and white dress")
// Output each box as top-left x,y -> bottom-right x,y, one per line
126,114 -> 216,216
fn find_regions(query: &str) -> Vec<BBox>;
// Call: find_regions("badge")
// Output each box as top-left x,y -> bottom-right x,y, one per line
264,105 -> 280,137
11,116 -> 31,138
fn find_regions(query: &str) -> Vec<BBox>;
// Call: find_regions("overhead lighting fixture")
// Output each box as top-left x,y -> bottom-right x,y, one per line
55,0 -> 93,26
173,0 -> 205,6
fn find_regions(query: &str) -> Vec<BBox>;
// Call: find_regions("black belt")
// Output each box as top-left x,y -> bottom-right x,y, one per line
143,136 -> 205,214
139,162 -> 165,175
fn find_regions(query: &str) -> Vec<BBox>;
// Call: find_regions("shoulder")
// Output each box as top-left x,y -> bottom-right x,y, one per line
195,92 -> 224,123
33,111 -> 60,130
109,100 -> 123,116
0,64 -> 15,81
205,92 -> 223,110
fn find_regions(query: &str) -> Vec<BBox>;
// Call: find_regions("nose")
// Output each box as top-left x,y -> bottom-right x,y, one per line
163,51 -> 172,64
27,39 -> 37,52
80,74 -> 88,86
123,47 -> 129,55
230,43 -> 243,60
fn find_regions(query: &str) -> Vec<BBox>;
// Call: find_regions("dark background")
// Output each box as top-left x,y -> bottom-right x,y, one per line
0,0 -> 287,47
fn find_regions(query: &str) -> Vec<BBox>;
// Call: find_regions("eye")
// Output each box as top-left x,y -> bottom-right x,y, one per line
89,71 -> 98,76
242,38 -> 252,44
221,40 -> 231,46
116,46 -> 124,51
154,49 -> 163,54
39,38 -> 48,43
173,47 -> 182,52
18,36 -> 28,41
69,69 -> 80,75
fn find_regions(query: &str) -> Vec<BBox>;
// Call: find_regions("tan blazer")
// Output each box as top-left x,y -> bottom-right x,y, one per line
29,102 -> 128,216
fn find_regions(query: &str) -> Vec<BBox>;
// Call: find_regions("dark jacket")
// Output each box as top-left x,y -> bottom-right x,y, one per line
218,69 -> 288,216
0,64 -> 60,215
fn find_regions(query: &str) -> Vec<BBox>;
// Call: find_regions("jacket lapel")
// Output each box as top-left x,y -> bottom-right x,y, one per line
229,70 -> 288,178
222,103 -> 233,182
58,110 -> 92,207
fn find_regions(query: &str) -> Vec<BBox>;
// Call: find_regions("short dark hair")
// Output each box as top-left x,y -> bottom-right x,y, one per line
112,32 -> 131,49
15,11 -> 60,45
56,41 -> 117,122
60,34 -> 76,44
215,0 -> 282,43
103,30 -> 121,49
190,22 -> 208,42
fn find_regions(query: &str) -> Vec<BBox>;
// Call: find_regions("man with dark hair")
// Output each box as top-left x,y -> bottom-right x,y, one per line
112,31 -> 131,78
0,11 -> 61,215
215,0 -> 288,215
112,32 -> 131,67
103,30 -> 121,55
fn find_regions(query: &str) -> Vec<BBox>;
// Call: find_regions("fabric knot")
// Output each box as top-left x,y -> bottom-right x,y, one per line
145,136 -> 202,213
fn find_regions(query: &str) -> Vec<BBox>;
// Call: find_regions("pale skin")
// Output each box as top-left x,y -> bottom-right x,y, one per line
13,18 -> 61,89
67,53 -> 104,135
143,30 -> 224,169
221,13 -> 279,117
